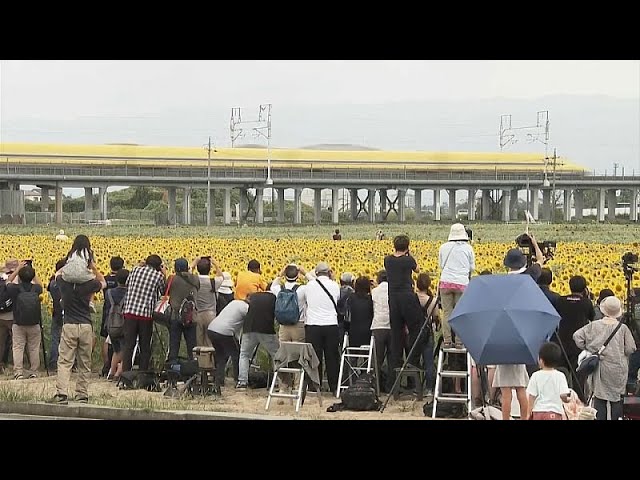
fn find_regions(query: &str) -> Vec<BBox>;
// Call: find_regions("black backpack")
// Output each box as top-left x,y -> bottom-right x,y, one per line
340,373 -> 380,411
0,278 -> 13,313
106,289 -> 126,339
14,283 -> 41,326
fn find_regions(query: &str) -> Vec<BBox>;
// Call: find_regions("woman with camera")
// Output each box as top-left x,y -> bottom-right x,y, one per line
438,224 -> 475,349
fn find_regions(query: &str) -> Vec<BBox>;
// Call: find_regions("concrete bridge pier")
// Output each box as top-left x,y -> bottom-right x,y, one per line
223,188 -> 231,225
84,187 -> 93,223
501,189 -> 511,222
98,187 -> 107,221
607,189 -> 617,221
294,188 -> 302,224
448,189 -> 457,220
481,189 -> 491,220
467,189 -> 476,221
168,187 -> 177,225
314,189 -> 322,225
563,189 -> 572,221
434,189 -> 441,221
398,189 -> 406,222
597,188 -> 606,222
574,189 -> 584,220
379,189 -> 387,222
332,188 -> 340,224
277,188 -> 285,223
256,188 -> 264,224
414,189 -> 423,221
542,189 -> 551,221
350,189 -> 358,221
530,188 -> 540,220
55,185 -> 63,224
630,188 -> 638,222
368,189 -> 375,223
183,187 -> 192,225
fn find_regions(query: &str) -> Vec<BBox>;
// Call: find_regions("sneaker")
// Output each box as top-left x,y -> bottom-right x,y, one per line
442,342 -> 453,349
74,396 -> 89,404
425,389 -> 434,401
28,373 -> 37,379
235,382 -> 248,390
47,394 -> 68,405
454,342 -> 465,349
13,373 -> 25,380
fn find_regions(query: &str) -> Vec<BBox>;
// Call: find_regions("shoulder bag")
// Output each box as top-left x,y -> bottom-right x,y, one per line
576,320 -> 624,376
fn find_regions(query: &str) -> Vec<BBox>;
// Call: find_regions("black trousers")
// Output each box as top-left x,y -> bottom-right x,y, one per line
389,292 -> 423,383
122,318 -> 154,372
372,329 -> 392,392
305,324 -> 340,393
208,331 -> 239,387
594,396 -> 623,421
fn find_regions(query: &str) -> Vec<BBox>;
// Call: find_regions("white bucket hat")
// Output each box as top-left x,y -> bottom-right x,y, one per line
600,296 -> 622,318
448,223 -> 469,242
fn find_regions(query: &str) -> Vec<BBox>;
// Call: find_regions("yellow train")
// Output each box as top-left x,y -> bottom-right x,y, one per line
0,142 -> 586,173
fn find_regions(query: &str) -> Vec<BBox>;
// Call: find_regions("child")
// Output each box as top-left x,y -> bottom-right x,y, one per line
526,342 -> 571,420
58,234 -> 96,284
57,234 -> 97,311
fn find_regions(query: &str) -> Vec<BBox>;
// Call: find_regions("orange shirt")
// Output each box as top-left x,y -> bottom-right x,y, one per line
234,270 -> 267,300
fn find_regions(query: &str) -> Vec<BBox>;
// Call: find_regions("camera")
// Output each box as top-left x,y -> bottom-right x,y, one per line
622,252 -> 638,266
23,259 -> 33,268
515,233 -> 556,266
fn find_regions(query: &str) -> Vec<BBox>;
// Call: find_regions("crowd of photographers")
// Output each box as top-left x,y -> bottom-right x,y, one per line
0,227 -> 638,418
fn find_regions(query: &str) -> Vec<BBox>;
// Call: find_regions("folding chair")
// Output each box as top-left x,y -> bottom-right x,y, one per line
337,334 -> 379,398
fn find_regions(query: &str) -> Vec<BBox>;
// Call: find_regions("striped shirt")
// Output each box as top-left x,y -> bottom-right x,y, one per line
123,265 -> 166,321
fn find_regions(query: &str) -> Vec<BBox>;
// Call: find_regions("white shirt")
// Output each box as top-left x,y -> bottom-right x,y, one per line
208,300 -> 248,338
371,282 -> 390,330
526,369 -> 569,415
438,241 -> 475,286
301,273 -> 340,327
270,278 -> 307,324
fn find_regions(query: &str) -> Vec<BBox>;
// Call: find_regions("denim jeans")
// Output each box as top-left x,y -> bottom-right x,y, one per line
628,350 -> 640,386
238,332 -> 280,384
168,318 -> 197,363
49,315 -> 63,370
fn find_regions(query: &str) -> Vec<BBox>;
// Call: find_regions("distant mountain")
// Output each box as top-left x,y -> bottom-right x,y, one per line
3,95 -> 638,173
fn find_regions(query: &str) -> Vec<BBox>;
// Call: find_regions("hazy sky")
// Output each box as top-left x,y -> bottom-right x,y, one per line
2,60 -> 639,119
1,60 -> 639,199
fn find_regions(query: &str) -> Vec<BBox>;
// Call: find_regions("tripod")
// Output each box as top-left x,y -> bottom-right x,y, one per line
380,292 -> 439,413
551,330 -> 586,402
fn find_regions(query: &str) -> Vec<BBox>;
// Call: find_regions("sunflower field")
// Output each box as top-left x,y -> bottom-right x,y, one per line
3,232 -> 640,311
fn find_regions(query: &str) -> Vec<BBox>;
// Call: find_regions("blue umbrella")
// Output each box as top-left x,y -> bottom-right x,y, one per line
448,274 -> 561,365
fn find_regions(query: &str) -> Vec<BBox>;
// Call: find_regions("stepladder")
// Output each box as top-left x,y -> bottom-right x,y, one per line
337,334 -> 379,398
432,346 -> 472,419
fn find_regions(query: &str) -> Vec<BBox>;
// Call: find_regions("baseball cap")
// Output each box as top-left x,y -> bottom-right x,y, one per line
315,262 -> 330,274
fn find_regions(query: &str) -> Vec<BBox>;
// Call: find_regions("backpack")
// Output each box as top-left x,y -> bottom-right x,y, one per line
179,292 -> 196,327
13,283 -> 41,326
60,254 -> 94,284
340,373 -> 380,411
0,278 -> 13,313
117,370 -> 161,392
274,284 -> 300,325
106,289 -> 126,339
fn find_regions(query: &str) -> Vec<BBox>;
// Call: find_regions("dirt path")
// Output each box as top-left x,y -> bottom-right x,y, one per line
0,371 -> 431,420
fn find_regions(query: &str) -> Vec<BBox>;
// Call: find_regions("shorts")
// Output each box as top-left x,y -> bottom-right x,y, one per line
531,411 -> 564,420
110,336 -> 122,353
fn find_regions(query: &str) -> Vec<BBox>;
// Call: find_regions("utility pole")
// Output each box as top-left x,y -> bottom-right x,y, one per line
206,136 -> 213,227
613,162 -> 619,177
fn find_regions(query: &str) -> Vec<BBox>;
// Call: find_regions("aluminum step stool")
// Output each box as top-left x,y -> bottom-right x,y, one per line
265,342 -> 322,413
432,346 -> 472,419
337,334 -> 379,398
